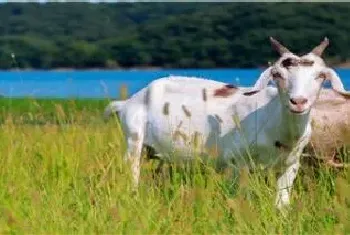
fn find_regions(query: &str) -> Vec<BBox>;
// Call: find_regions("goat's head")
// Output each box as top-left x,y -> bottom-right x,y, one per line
255,37 -> 350,115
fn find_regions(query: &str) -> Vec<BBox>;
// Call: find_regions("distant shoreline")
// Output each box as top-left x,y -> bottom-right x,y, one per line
337,61 -> 350,69
2,67 -> 164,72
2,64 -> 350,72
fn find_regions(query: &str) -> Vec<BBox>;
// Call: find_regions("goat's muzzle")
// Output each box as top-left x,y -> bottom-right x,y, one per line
289,96 -> 309,114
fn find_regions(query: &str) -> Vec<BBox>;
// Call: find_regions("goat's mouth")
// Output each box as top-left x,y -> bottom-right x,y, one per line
289,107 -> 309,115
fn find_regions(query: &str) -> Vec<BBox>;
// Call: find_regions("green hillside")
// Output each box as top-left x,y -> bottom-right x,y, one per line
0,3 -> 349,69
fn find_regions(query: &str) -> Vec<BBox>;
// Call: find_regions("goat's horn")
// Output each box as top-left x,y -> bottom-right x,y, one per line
311,37 -> 329,57
269,37 -> 291,55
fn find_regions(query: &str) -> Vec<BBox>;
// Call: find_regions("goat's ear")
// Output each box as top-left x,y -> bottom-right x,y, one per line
324,68 -> 350,98
253,67 -> 274,90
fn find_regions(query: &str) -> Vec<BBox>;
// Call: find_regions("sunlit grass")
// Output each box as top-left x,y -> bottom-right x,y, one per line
0,98 -> 349,234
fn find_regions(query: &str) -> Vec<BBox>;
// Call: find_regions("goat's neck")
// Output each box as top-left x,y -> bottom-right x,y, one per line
280,104 -> 311,141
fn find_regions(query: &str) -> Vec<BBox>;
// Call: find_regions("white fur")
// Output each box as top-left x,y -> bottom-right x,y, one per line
106,75 -> 305,209
105,39 -> 350,209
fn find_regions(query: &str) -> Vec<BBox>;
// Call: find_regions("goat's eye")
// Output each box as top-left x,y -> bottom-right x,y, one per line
272,71 -> 282,79
317,72 -> 327,80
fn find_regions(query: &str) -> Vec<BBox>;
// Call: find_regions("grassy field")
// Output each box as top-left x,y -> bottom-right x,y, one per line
0,98 -> 349,234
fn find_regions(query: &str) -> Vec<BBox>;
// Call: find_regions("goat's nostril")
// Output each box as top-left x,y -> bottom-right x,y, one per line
300,98 -> 308,104
290,98 -> 297,105
290,98 -> 308,105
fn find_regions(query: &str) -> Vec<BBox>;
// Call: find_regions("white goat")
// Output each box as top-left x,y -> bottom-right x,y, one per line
253,41 -> 350,169
305,89 -> 350,167
107,37 -> 350,209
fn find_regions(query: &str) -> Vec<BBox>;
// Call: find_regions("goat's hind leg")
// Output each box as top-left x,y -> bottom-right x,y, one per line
121,103 -> 147,190
125,130 -> 144,189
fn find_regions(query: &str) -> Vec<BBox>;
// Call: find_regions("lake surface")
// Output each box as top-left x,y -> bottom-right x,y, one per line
1,68 -> 350,98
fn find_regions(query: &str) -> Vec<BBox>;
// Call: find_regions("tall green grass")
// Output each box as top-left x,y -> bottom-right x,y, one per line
0,98 -> 349,234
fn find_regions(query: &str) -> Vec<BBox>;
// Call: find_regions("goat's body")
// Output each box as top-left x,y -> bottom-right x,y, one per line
118,76 -> 238,157
115,76 -> 281,160
111,75 -> 312,208
105,37 -> 349,210
310,89 -> 350,158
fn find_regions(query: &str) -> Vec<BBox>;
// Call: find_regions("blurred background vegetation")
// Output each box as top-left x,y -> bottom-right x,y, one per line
0,2 -> 350,69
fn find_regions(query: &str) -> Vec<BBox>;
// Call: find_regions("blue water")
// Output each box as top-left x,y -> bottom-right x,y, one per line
0,69 -> 349,98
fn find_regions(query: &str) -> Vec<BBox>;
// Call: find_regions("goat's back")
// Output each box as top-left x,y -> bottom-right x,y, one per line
310,89 -> 350,156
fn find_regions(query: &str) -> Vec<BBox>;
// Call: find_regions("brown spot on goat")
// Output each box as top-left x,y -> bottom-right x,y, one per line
163,102 -> 170,115
131,132 -> 139,141
243,90 -> 260,96
202,88 -> 207,102
214,84 -> 238,98
225,84 -> 237,89
182,105 -> 191,117
281,57 -> 298,68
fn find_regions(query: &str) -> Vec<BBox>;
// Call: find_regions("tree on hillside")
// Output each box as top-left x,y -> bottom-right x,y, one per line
0,3 -> 349,69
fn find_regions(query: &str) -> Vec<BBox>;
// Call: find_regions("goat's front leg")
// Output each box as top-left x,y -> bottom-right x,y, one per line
276,129 -> 311,209
275,161 -> 300,209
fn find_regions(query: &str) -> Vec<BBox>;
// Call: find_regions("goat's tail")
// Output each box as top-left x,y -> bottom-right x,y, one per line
104,100 -> 126,119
